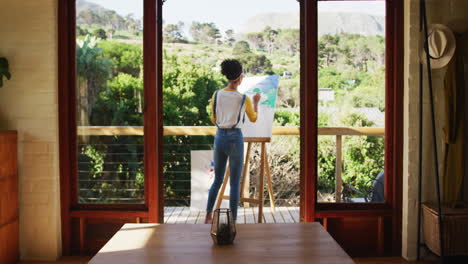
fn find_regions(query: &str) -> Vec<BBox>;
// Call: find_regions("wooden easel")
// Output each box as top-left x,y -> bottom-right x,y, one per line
215,137 -> 275,223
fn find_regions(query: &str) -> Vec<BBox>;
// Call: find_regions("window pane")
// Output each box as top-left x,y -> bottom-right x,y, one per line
76,0 -> 144,204
317,1 -> 386,203
163,0 -> 300,222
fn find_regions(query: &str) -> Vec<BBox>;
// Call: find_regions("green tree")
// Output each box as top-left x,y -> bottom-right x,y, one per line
344,68 -> 385,110
93,28 -> 107,40
92,73 -> 143,126
77,25 -> 89,37
318,34 -> 340,67
190,22 -> 221,44
232,41 -> 251,55
163,23 -> 187,43
98,41 -> 142,77
262,26 -> 278,54
107,28 -> 115,40
163,53 -> 224,125
245,32 -> 264,50
276,29 -> 299,55
224,29 -> 236,46
125,13 -> 142,32
236,53 -> 273,74
340,112 -> 384,193
318,67 -> 344,90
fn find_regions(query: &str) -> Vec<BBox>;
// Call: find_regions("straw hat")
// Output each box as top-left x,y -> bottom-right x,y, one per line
419,24 -> 456,69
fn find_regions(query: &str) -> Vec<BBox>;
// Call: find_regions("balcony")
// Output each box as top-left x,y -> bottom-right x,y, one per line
77,125 -> 384,222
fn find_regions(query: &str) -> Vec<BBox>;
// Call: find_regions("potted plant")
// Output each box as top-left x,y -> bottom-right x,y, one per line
0,57 -> 11,88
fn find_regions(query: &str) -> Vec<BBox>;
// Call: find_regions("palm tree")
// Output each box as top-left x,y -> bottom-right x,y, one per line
76,35 -> 112,130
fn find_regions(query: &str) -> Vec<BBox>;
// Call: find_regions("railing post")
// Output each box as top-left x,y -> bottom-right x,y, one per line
335,135 -> 343,202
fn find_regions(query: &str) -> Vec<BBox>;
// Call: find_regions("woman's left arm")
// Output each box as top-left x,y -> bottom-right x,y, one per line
209,92 -> 216,124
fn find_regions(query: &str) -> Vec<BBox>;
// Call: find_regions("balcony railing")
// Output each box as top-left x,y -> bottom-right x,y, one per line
77,126 -> 384,204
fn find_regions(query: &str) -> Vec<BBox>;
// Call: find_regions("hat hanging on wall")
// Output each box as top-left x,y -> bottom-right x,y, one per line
419,24 -> 456,69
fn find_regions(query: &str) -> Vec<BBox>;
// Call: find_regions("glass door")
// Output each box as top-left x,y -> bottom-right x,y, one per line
74,0 -> 146,208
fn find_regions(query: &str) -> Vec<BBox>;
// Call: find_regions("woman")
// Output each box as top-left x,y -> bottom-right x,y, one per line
205,59 -> 260,224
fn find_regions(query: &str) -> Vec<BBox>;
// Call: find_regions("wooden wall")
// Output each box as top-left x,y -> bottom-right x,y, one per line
70,217 -> 149,255
0,131 -> 18,264
324,216 -> 393,257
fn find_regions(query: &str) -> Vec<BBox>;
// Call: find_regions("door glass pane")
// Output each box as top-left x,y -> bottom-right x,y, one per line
163,0 -> 300,223
317,1 -> 386,203
76,0 -> 144,204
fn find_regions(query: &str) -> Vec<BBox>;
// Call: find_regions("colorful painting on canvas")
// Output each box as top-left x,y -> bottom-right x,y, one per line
238,75 -> 280,138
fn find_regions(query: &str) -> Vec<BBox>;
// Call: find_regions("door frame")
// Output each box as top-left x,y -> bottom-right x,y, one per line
58,0 -> 402,255
58,0 -> 164,254
299,0 -> 403,254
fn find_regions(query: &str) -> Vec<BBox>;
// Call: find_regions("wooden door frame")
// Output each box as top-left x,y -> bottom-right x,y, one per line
144,0 -> 164,225
58,0 -> 164,254
299,0 -> 403,254
300,0 -> 318,223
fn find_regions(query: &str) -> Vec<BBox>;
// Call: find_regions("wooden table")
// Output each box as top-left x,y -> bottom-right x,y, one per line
89,223 -> 355,264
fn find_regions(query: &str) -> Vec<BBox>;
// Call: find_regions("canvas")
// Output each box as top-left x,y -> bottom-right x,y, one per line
190,150 -> 230,211
238,75 -> 280,138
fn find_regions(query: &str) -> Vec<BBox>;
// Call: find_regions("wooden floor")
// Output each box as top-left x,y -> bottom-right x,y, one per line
164,206 -> 299,224
354,258 -> 437,263
89,223 -> 354,264
18,256 -> 440,264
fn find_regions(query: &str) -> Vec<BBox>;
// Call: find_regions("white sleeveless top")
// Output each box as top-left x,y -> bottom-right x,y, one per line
214,89 -> 246,129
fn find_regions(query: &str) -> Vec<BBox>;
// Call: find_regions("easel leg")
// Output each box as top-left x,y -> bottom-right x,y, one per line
258,143 -> 266,223
215,166 -> 230,210
240,142 -> 252,208
265,152 -> 275,213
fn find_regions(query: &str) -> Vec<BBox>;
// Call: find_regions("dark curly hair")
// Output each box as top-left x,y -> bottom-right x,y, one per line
220,59 -> 243,81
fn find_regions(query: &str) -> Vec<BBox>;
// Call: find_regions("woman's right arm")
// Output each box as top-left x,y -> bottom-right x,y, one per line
245,94 -> 260,122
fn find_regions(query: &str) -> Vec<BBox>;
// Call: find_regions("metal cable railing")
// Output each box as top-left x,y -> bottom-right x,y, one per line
77,126 -> 384,205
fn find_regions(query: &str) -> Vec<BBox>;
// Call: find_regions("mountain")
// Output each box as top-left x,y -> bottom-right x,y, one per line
76,0 -> 142,32
239,12 -> 384,36
75,1 -> 384,37
239,13 -> 300,33
76,0 -> 105,13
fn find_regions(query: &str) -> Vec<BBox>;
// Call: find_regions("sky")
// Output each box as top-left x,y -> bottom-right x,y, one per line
87,0 -> 385,32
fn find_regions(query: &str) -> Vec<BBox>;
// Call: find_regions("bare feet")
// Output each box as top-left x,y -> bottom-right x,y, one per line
205,212 -> 213,224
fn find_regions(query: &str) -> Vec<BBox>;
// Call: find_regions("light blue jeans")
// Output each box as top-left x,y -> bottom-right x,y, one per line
206,128 -> 244,220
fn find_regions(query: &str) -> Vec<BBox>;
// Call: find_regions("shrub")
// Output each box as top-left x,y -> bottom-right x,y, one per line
93,28 -> 107,40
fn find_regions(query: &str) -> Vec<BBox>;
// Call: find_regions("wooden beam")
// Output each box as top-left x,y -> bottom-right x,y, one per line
258,143 -> 265,223
77,126 -> 384,136
377,216 -> 385,255
58,0 -> 76,255
315,210 -> 393,219
335,135 -> 343,203
70,210 -> 149,219
301,0 -> 318,223
240,142 -> 252,208
388,0 -> 404,255
144,0 -> 164,224
79,218 -> 86,255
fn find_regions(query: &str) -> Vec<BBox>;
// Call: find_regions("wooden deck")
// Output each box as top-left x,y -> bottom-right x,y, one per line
164,207 -> 300,224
